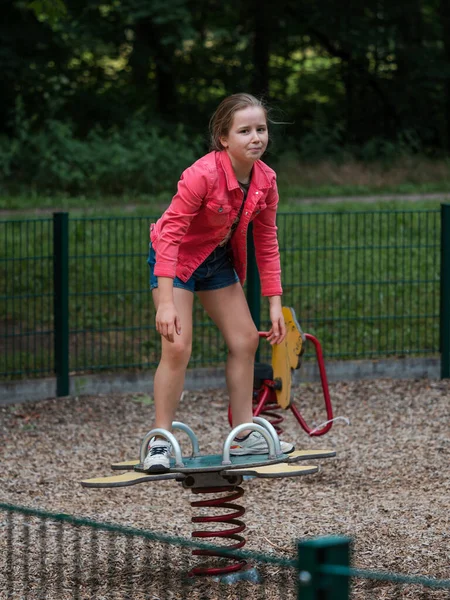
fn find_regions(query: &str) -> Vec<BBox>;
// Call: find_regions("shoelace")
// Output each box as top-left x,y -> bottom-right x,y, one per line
150,446 -> 170,455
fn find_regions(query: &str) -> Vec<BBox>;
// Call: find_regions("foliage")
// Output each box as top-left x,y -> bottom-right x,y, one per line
0,102 -> 202,194
2,0 -> 450,194
27,0 -> 67,25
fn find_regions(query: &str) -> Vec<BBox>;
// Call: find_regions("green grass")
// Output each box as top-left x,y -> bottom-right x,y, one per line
0,207 -> 441,379
0,192 -> 169,214
0,189 -> 446,220
278,198 -> 444,213
2,162 -> 450,216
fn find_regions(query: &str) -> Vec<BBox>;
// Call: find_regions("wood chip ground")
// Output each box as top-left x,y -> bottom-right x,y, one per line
1,378 -> 449,599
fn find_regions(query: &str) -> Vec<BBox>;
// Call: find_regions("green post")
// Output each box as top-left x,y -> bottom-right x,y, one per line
441,205 -> 450,379
297,536 -> 351,600
247,223 -> 261,360
53,212 -> 69,396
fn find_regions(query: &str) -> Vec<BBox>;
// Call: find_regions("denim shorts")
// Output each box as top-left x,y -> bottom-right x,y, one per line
147,243 -> 239,292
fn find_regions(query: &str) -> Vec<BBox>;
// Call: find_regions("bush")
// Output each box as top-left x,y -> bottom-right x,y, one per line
0,108 -> 203,195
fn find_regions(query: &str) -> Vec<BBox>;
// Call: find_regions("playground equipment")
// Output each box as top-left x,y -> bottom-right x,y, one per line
229,307 -> 334,436
81,307 -> 336,578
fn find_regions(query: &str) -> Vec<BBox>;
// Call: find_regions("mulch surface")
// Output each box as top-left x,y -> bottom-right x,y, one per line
1,378 -> 449,599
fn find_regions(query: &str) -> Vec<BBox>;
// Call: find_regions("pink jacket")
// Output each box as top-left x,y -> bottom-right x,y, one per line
150,150 -> 282,297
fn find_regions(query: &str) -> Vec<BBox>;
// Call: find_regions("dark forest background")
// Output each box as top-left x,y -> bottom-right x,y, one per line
2,0 -> 450,196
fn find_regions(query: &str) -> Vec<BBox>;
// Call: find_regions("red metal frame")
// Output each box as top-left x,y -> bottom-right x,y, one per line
290,333 -> 333,435
228,331 -> 334,437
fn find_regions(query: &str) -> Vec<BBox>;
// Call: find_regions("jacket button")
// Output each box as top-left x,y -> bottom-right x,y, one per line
218,207 -> 223,212
255,191 -> 259,195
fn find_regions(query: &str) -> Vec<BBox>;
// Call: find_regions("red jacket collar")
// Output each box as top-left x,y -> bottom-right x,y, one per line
218,150 -> 273,191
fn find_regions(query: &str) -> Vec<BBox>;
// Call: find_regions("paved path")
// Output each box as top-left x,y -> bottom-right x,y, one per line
289,192 -> 450,204
1,193 -> 449,217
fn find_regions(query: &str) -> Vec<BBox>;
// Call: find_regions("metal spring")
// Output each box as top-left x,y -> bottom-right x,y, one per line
189,486 -> 246,577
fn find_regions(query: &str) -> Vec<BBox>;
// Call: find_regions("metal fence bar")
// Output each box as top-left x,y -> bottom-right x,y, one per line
296,536 -> 351,599
440,204 -> 450,378
53,212 -> 69,396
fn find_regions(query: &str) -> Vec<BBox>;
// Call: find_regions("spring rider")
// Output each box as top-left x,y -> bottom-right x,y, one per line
81,307 -> 335,578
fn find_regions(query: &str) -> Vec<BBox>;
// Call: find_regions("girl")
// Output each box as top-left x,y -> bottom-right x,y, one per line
145,93 -> 294,472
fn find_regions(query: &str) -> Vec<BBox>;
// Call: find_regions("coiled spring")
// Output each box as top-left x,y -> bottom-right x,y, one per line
189,485 -> 246,577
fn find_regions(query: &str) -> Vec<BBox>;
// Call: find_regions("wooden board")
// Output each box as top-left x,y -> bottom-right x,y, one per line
287,449 -> 336,463
81,471 -> 183,488
81,463 -> 319,487
222,463 -> 318,479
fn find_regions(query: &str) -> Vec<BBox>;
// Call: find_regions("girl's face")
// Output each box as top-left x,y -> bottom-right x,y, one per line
219,106 -> 268,167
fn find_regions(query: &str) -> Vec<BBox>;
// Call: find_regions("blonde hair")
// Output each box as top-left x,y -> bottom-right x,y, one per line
209,93 -> 268,151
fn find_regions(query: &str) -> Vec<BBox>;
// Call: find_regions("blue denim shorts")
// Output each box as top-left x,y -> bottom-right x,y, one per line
147,243 -> 239,292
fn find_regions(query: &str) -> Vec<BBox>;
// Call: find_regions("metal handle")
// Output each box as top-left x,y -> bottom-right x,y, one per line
171,421 -> 200,456
252,416 -> 283,455
222,422 -> 277,465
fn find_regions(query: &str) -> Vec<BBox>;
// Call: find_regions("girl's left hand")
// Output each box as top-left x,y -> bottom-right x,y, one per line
267,303 -> 286,345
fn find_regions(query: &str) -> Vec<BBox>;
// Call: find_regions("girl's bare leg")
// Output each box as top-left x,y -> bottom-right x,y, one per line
152,287 -> 194,431
197,283 -> 259,430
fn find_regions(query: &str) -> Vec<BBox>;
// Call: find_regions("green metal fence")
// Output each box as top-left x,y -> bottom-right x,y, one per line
296,535 -> 450,599
1,217 -> 54,379
2,503 -> 450,599
1,502 -> 298,600
1,207 -> 449,391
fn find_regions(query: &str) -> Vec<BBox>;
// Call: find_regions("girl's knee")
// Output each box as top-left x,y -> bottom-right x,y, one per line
229,328 -> 259,356
162,339 -> 192,367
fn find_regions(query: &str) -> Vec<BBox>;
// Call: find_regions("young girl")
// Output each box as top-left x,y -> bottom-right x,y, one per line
145,93 -> 294,472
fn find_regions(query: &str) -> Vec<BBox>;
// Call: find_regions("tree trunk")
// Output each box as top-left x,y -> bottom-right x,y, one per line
252,0 -> 270,97
129,19 -> 177,118
440,0 -> 450,151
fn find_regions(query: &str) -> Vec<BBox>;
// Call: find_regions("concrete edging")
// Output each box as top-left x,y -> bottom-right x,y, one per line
0,357 -> 440,405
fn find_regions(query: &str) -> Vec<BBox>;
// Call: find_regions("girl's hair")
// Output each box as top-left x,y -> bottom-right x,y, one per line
209,93 -> 268,151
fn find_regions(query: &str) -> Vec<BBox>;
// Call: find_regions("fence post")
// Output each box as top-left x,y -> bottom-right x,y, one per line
53,212 -> 69,397
296,536 -> 351,600
441,204 -> 450,379
246,223 -> 261,360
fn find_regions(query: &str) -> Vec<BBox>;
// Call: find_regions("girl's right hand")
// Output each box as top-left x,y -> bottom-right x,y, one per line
156,302 -> 182,342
